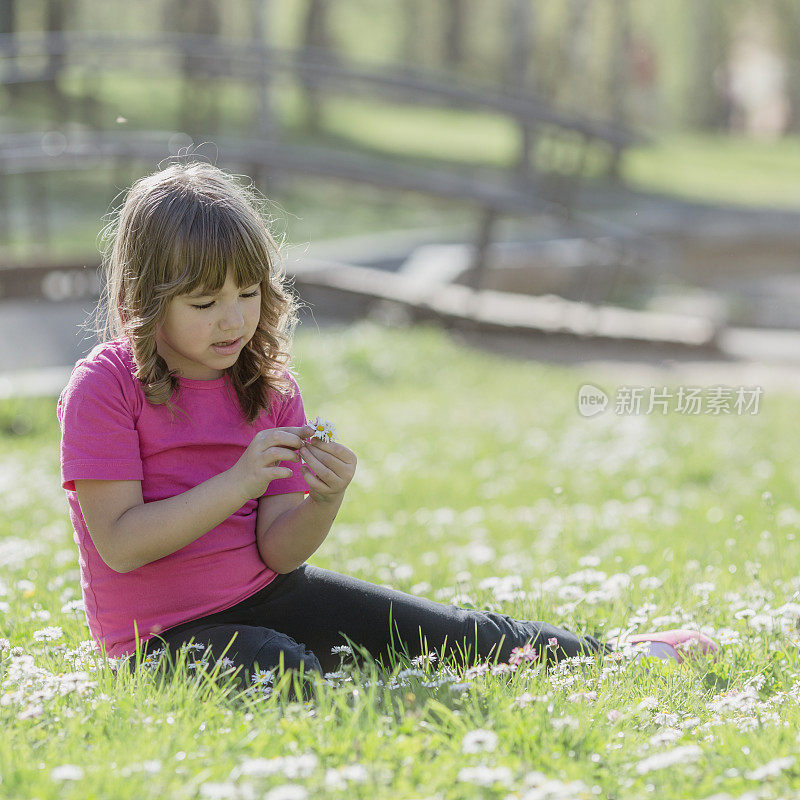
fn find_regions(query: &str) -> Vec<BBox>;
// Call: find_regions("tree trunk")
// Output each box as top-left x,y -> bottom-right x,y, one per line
563,0 -> 592,108
45,0 -> 71,121
301,0 -> 334,131
507,0 -> 536,176
443,0 -> 466,69
401,0 -> 423,67
251,0 -> 274,139
608,0 -> 630,125
0,0 -> 21,99
606,0 -> 631,179
689,0 -> 728,130
506,0 -> 533,89
164,0 -> 222,137
772,0 -> 800,133
250,0 -> 273,192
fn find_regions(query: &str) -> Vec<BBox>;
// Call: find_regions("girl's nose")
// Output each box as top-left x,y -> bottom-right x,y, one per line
220,302 -> 245,331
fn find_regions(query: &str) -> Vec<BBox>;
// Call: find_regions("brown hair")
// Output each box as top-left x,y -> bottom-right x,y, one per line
92,159 -> 301,421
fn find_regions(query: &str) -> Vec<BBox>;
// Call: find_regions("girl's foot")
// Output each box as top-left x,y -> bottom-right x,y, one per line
609,629 -> 719,664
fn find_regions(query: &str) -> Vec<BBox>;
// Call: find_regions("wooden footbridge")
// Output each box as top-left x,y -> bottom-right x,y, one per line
0,25 -> 719,355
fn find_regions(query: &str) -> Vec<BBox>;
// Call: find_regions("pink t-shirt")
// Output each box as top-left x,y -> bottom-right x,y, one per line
57,337 -> 309,658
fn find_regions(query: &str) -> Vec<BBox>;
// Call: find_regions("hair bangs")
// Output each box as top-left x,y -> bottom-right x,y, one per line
164,199 -> 272,299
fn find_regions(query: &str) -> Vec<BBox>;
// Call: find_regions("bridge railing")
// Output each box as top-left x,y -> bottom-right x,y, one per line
0,29 -> 646,305
0,32 -> 641,176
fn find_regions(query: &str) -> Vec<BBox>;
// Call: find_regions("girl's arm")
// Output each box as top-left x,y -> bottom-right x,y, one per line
256,437 -> 356,573
75,426 -> 310,573
256,492 -> 344,573
75,470 -> 253,573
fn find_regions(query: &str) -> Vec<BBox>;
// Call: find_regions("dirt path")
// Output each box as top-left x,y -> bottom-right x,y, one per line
451,326 -> 800,396
4,295 -> 800,401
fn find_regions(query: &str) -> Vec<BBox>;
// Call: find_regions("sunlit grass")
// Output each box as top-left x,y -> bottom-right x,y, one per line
2,322 -> 800,798
624,133 -> 800,210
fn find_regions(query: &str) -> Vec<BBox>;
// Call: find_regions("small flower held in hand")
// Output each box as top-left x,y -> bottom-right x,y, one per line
309,416 -> 336,443
299,421 -> 356,504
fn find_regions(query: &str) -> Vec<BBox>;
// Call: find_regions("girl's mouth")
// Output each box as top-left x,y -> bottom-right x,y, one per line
211,337 -> 242,354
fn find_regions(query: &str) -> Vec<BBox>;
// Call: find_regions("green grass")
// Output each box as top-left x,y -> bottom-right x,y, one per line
624,133 -> 800,210
2,322 -> 800,798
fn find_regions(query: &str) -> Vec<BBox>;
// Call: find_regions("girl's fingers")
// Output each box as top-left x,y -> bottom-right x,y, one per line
306,439 -> 355,464
302,444 -> 347,475
264,446 -> 300,463
299,445 -> 338,485
300,463 -> 327,489
302,443 -> 339,470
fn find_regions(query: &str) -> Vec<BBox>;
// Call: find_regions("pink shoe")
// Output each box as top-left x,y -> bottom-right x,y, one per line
624,629 -> 719,664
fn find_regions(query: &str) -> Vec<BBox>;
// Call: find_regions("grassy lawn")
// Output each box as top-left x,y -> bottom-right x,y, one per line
624,133 -> 800,210
1,322 -> 799,798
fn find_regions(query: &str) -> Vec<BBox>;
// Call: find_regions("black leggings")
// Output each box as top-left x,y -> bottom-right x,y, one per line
129,563 -> 610,688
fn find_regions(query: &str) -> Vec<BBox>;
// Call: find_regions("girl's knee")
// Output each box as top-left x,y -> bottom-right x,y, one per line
248,632 -> 322,702
252,630 -> 323,677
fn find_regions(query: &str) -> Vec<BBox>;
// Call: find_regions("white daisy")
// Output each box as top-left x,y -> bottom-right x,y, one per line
251,668 -> 274,687
456,766 -> 513,787
32,626 -> 63,642
461,728 -> 498,754
309,416 -> 336,443
264,786 -> 308,800
636,745 -> 702,774
199,781 -> 239,799
142,649 -> 165,668
744,756 -> 795,781
50,764 -> 84,781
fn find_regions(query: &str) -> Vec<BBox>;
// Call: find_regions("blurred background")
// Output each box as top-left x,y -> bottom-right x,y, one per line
2,0 -> 800,389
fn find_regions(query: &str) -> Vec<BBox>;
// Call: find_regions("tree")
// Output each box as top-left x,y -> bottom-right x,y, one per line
443,0 -> 467,70
687,0 -> 728,130
771,0 -> 800,133
163,0 -> 222,136
300,0 -> 336,132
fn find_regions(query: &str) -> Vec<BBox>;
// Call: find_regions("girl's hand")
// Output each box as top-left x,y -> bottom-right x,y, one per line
299,438 -> 357,505
232,425 -> 314,500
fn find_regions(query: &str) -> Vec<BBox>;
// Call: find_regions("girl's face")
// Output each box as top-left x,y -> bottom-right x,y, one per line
156,269 -> 262,380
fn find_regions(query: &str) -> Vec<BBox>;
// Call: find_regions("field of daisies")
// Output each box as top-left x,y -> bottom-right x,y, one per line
1,321 -> 799,799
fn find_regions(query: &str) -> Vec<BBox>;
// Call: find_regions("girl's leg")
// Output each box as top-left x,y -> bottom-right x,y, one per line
127,621 -> 323,694
249,564 -> 610,674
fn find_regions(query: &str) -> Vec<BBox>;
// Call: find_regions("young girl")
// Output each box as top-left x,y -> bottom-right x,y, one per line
57,161 -> 718,693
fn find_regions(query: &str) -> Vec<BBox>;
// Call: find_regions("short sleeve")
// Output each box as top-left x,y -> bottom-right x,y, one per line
262,373 -> 310,497
57,359 -> 144,491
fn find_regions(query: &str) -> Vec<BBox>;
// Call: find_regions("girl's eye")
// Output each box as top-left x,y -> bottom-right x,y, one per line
191,290 -> 259,310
